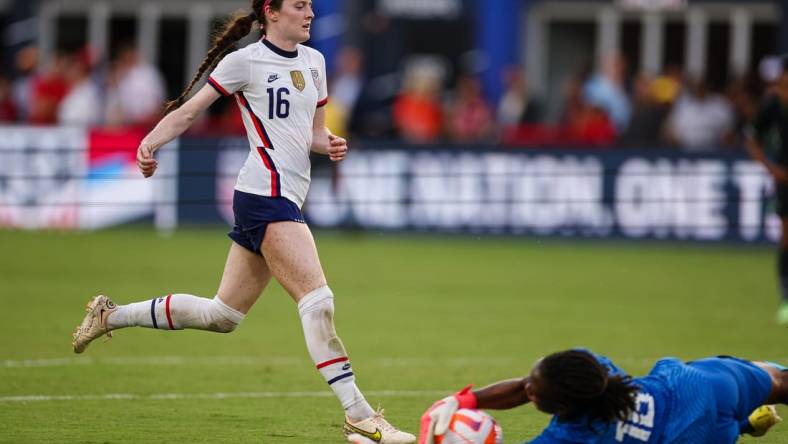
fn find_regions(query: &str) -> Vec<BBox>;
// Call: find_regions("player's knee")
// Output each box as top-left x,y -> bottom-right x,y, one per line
297,285 -> 335,323
207,296 -> 245,333
207,314 -> 241,333
211,318 -> 239,333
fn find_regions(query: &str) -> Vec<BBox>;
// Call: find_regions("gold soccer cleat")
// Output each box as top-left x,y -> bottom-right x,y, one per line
347,433 -> 380,444
343,410 -> 416,444
72,295 -> 118,354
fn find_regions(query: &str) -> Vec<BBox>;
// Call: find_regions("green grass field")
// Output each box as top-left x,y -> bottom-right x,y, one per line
0,227 -> 785,443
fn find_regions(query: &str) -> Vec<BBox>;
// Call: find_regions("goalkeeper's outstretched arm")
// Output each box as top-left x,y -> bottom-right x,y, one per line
473,377 -> 531,410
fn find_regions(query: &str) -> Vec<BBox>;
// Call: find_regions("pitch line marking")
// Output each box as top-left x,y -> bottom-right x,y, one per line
0,390 -> 451,403
5,356 -> 786,369
1,355 -> 519,368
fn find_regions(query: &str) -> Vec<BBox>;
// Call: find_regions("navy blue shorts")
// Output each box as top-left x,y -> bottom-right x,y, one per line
687,356 -> 773,442
227,190 -> 305,255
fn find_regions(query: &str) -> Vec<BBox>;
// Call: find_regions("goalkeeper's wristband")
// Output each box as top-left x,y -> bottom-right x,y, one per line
455,385 -> 478,409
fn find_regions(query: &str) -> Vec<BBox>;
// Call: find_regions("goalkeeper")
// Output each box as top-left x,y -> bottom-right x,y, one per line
418,349 -> 786,444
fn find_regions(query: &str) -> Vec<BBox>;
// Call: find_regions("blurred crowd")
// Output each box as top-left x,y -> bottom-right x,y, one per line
370,50 -> 784,151
0,42 -> 782,151
0,45 -> 166,129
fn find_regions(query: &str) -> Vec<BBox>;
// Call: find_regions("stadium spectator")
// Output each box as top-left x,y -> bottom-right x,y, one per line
583,51 -> 631,134
0,77 -> 18,121
649,64 -> 683,106
618,72 -> 670,148
561,73 -> 616,146
393,60 -> 444,143
497,66 -> 540,126
560,74 -> 590,131
445,74 -> 495,143
569,104 -> 617,146
664,78 -> 735,151
327,46 -> 364,138
210,100 -> 248,135
11,45 -> 38,122
28,52 -> 70,124
58,48 -> 102,126
105,44 -> 165,128
726,76 -> 759,145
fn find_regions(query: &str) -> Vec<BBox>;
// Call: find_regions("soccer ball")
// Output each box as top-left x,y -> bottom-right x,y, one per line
435,408 -> 503,444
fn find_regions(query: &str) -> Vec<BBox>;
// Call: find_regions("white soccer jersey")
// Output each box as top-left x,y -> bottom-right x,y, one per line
207,39 -> 328,208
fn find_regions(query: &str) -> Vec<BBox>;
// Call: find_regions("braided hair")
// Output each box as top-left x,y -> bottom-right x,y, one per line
163,0 -> 284,114
533,350 -> 637,429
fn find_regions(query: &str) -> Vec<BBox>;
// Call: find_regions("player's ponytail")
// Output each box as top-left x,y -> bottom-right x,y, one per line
533,350 -> 637,430
163,0 -> 283,115
588,374 -> 638,424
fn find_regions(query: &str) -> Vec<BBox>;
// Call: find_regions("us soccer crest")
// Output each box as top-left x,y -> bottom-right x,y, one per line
310,68 -> 320,88
290,70 -> 306,91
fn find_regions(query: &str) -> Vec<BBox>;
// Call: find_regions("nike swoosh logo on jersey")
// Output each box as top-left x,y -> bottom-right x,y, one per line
268,74 -> 280,83
344,423 -> 382,442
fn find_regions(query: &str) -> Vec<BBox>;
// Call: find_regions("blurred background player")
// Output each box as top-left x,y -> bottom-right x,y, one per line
419,349 -> 785,444
71,0 -> 415,442
747,55 -> 788,325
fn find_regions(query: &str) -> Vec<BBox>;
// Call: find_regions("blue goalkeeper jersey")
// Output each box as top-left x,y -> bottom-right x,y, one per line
526,352 -> 728,444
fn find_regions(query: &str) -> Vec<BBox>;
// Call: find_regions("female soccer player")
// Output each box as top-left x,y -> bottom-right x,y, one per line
419,349 -> 786,443
71,1 -> 415,442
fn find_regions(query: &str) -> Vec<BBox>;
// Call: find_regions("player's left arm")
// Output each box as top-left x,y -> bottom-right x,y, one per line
311,106 -> 347,162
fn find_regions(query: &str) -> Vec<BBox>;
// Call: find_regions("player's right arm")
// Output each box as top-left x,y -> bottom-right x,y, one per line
473,377 -> 531,409
747,138 -> 788,183
137,85 -> 222,178
746,96 -> 788,184
418,378 -> 530,444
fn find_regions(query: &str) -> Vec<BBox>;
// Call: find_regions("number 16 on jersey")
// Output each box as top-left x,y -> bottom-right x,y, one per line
267,87 -> 290,119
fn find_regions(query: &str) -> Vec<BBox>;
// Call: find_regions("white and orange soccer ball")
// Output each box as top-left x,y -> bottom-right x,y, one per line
435,409 -> 503,444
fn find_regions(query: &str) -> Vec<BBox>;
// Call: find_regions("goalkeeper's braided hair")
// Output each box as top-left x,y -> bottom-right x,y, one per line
163,0 -> 284,115
534,350 -> 637,431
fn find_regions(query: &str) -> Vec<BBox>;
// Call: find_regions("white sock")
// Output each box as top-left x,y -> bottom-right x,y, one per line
107,294 -> 245,332
298,286 -> 375,421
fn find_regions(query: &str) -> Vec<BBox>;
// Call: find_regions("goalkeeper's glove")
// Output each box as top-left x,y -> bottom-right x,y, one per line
418,385 -> 478,444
